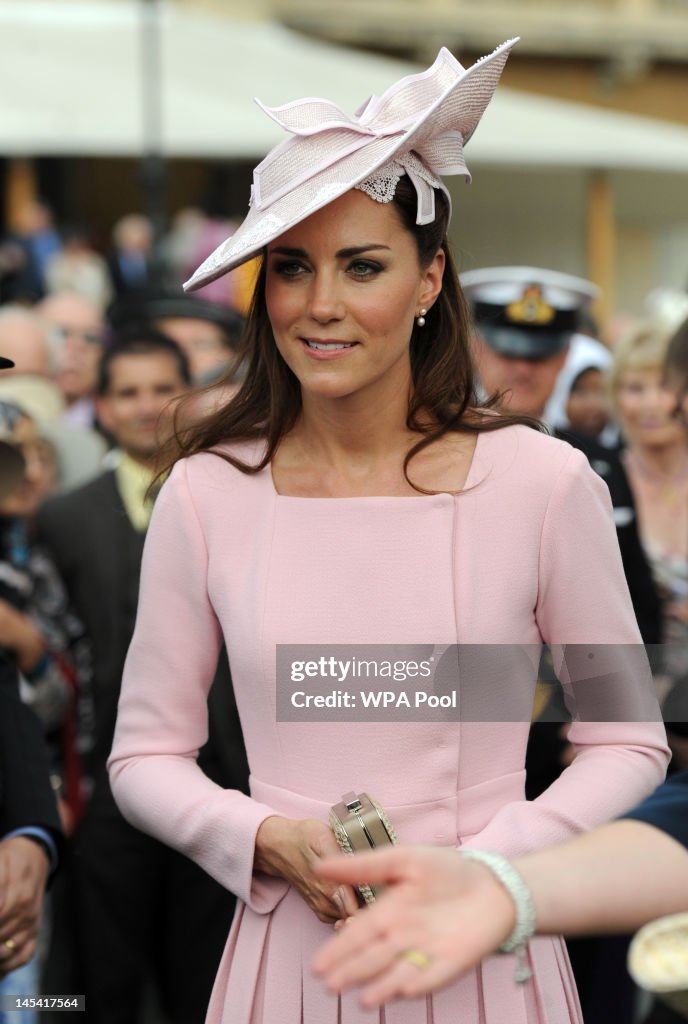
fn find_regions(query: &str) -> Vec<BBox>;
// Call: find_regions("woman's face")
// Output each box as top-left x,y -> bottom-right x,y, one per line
264,190 -> 444,407
615,365 -> 686,450
565,367 -> 609,438
0,416 -> 54,518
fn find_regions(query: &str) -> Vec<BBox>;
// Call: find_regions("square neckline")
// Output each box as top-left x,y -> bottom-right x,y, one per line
268,429 -> 487,501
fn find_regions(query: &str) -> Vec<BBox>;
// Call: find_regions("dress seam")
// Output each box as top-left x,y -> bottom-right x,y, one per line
179,458 -> 212,589
535,443 -> 578,627
261,471 -> 290,790
450,491 -> 463,828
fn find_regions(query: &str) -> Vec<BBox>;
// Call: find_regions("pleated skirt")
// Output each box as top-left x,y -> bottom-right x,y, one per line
206,886 -> 583,1024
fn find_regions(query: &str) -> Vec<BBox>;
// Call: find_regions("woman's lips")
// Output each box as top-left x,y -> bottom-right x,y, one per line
301,339 -> 359,360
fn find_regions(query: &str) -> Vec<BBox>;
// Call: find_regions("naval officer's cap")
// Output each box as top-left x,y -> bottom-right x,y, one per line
461,266 -> 599,359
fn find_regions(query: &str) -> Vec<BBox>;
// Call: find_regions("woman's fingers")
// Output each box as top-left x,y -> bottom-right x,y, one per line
299,821 -> 361,921
295,877 -> 344,923
254,817 -> 358,922
294,871 -> 357,924
321,932 -> 402,990
333,883 -> 360,918
318,847 -> 409,888
357,954 -> 460,1008
313,852 -> 519,1003
314,901 -> 411,977
255,817 -> 399,925
315,912 -> 460,1006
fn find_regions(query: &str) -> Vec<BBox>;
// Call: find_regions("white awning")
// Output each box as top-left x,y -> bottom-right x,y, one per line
2,1 -> 688,171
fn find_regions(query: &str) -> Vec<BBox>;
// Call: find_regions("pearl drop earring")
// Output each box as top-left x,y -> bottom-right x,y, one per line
416,308 -> 427,327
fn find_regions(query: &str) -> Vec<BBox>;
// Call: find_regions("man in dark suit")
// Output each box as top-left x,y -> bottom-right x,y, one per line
36,331 -> 248,1024
105,215 -> 154,299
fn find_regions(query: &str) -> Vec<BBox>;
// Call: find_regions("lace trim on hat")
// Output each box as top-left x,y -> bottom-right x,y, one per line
355,164 -> 404,204
355,151 -> 442,206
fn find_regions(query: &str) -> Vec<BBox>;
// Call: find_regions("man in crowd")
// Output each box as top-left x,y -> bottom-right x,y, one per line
0,308 -> 52,379
36,292 -> 106,431
0,305 -> 106,492
109,289 -> 244,385
106,215 -> 154,298
37,330 -> 248,1024
151,293 -> 243,384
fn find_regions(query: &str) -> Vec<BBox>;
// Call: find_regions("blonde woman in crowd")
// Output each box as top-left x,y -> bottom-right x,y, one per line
612,322 -> 688,729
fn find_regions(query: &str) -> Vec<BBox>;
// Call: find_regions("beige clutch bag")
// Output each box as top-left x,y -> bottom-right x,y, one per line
329,792 -> 398,904
628,913 -> 688,1019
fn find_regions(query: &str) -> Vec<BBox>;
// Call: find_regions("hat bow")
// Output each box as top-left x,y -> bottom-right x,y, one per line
250,46 -> 483,221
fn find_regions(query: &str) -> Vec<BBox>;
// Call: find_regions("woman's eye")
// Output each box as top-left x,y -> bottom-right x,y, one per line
348,260 -> 382,278
272,260 -> 307,277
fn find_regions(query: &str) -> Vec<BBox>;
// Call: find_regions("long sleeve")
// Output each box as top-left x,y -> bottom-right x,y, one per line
623,771 -> 688,849
107,459 -> 286,913
463,444 -> 670,858
0,653 -> 62,861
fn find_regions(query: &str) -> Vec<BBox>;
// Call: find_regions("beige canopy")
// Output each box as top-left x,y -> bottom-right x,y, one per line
3,0 -> 688,170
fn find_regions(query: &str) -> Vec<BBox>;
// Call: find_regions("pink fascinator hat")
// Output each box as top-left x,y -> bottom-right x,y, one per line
184,39 -> 518,292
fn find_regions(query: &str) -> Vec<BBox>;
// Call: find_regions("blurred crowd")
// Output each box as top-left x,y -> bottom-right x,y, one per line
0,199 -> 251,1024
0,195 -> 687,1024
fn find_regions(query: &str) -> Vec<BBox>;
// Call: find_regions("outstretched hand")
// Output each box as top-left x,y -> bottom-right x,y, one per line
312,845 -> 516,1007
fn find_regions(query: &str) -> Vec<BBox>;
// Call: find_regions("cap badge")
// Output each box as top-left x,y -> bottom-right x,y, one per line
506,285 -> 555,326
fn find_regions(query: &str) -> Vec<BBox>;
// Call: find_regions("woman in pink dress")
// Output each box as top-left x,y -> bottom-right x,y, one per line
108,40 -> 669,1024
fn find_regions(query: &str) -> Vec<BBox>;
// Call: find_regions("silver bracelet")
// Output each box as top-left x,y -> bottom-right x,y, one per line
460,849 -> 536,983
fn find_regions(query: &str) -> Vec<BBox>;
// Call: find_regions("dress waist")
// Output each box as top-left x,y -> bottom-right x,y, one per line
250,772 -> 526,845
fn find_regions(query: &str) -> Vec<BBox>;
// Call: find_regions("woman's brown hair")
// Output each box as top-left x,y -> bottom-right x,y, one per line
665,315 -> 688,397
166,177 -> 542,489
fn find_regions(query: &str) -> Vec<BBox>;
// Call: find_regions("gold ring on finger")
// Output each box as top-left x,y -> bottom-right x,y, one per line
402,948 -> 431,970
3,939 -> 16,952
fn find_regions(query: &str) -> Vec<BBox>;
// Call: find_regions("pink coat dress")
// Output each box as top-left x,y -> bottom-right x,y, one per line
109,424 -> 669,1024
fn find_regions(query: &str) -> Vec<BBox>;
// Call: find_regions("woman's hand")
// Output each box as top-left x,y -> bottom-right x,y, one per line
0,600 -> 45,674
254,815 -> 359,924
312,845 -> 515,1007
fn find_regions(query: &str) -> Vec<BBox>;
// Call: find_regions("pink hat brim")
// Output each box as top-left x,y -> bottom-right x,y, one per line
184,39 -> 518,292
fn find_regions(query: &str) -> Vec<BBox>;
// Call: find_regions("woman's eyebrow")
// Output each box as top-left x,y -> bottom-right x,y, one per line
336,245 -> 391,258
269,246 -> 308,257
268,244 -> 391,259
